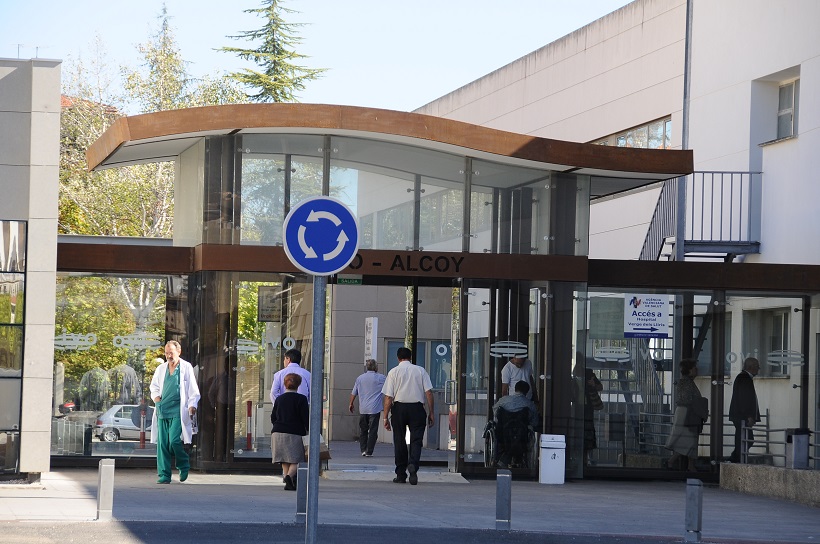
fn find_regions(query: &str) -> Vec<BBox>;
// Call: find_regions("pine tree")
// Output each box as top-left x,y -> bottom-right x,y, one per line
220,0 -> 325,102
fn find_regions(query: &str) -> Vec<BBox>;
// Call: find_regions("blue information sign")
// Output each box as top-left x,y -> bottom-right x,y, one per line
283,196 -> 360,276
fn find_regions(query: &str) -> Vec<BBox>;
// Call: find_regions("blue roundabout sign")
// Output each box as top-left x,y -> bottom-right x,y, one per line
283,196 -> 360,276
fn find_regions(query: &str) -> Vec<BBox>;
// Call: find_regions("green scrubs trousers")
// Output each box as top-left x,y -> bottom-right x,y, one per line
157,416 -> 189,481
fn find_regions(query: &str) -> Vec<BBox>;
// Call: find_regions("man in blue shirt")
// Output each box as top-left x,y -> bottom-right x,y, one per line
270,349 -> 311,403
349,359 -> 386,457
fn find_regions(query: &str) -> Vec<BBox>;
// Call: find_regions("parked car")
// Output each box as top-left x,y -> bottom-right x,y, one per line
95,404 -> 154,442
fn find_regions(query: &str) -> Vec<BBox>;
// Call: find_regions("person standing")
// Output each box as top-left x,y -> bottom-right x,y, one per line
270,348 -> 311,403
501,351 -> 538,402
572,363 -> 603,466
349,358 -> 386,457
150,340 -> 200,484
271,373 -> 309,491
665,359 -> 707,471
729,357 -> 761,462
382,347 -> 434,485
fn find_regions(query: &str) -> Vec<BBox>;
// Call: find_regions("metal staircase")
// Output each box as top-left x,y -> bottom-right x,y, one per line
640,172 -> 762,262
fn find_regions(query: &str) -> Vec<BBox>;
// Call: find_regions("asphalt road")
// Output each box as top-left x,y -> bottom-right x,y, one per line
0,521 -> 694,544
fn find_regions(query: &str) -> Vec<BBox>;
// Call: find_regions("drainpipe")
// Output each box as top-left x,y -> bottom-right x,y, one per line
675,0 -> 693,263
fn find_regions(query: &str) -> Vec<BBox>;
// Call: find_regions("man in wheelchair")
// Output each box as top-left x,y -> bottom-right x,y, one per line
487,381 -> 539,468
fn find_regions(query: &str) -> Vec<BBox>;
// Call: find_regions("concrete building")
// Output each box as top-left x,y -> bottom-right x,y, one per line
418,0 -> 819,470
3,0 -> 818,481
0,58 -> 60,474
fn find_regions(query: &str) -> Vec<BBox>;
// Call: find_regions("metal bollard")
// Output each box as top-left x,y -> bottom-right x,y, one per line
96,458 -> 115,521
295,463 -> 308,524
684,478 -> 703,543
496,469 -> 512,531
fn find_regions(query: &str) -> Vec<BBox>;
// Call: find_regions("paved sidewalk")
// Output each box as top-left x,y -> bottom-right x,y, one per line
0,442 -> 818,543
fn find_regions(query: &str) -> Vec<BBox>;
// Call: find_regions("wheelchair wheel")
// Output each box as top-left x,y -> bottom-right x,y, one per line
483,425 -> 496,468
526,431 -> 539,469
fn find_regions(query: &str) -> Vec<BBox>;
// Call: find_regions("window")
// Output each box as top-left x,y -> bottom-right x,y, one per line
777,80 -> 799,139
743,307 -> 793,377
591,117 -> 672,149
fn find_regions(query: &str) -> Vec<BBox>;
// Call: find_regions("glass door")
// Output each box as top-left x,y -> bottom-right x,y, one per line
451,284 -> 491,473
454,280 -> 544,478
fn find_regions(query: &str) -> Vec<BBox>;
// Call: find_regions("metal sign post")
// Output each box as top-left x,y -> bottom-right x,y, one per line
282,196 -> 359,544
305,274 -> 326,544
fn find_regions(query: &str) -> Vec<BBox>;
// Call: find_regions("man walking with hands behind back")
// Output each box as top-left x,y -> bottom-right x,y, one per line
382,347 -> 434,485
350,359 -> 386,457
729,357 -> 761,462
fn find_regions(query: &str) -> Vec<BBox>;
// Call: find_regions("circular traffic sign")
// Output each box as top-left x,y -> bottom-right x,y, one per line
283,196 -> 360,276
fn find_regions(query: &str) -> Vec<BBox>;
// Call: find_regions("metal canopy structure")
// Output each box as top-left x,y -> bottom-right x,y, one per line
86,104 -> 692,200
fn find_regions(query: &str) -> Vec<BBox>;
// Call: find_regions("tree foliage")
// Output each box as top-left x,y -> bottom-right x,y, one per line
56,7 -> 246,409
54,276 -> 165,407
220,0 -> 325,102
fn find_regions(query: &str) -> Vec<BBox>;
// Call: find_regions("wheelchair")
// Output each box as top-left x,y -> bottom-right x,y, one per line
483,407 -> 538,469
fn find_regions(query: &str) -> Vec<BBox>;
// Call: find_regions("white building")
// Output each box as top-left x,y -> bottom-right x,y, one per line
418,0 -> 819,466
417,0 -> 819,265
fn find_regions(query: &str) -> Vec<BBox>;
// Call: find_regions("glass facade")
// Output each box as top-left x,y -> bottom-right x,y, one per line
593,117 -> 673,150
48,129 -> 818,481
0,220 -> 25,473
51,273 -> 178,458
236,135 -> 586,256
582,287 -> 816,472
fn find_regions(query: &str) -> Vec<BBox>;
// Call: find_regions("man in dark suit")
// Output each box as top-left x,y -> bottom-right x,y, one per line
728,357 -> 760,462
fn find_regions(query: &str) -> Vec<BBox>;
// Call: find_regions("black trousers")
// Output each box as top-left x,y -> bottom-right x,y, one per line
358,412 -> 380,454
391,402 -> 426,477
731,421 -> 754,462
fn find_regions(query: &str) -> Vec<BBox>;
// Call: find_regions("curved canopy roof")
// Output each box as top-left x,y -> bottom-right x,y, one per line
87,104 -> 692,199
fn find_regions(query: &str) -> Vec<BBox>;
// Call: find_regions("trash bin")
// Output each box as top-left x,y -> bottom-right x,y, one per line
785,428 -> 810,469
539,434 -> 566,484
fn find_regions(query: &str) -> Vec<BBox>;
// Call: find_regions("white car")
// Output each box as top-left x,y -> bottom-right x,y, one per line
95,404 -> 154,442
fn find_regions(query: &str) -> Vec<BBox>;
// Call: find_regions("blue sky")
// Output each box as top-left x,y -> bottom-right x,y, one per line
1,0 -> 632,112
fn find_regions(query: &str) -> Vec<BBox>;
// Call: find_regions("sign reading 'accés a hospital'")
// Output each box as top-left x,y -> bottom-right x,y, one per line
623,294 -> 672,339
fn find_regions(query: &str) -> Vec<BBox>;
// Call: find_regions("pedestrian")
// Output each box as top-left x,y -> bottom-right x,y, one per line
270,348 -> 311,403
149,340 -> 200,484
382,347 -> 434,485
271,373 -> 309,491
501,350 -> 538,402
492,380 -> 539,468
349,358 -> 386,457
665,359 -> 707,471
729,357 -> 760,462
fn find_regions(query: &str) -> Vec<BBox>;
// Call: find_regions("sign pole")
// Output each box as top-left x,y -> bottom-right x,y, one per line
281,195 -> 358,544
305,274 -> 326,544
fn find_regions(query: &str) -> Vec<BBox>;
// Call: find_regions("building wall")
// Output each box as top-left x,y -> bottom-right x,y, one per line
0,58 -> 60,473
418,0 -> 820,267
416,0 -> 820,454
416,0 -> 687,260
688,1 -> 820,265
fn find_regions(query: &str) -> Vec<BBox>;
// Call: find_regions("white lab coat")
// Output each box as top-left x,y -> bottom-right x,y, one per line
149,358 -> 201,444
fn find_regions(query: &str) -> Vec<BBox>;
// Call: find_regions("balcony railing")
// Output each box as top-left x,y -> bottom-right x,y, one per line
640,172 -> 762,261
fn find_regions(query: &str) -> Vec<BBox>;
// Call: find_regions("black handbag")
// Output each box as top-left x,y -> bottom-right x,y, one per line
588,388 -> 604,411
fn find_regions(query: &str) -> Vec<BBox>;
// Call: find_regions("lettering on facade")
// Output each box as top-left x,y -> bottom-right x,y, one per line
346,252 -> 467,275
388,254 -> 465,273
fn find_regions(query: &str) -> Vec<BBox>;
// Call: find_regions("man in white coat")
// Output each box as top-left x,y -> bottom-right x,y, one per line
150,340 -> 200,484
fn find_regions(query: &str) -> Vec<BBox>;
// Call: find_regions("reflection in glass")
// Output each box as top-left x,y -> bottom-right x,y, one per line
0,326 -> 23,376
0,379 -> 21,428
52,273 -> 173,457
0,221 -> 26,273
0,274 -> 24,324
239,134 -> 325,246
